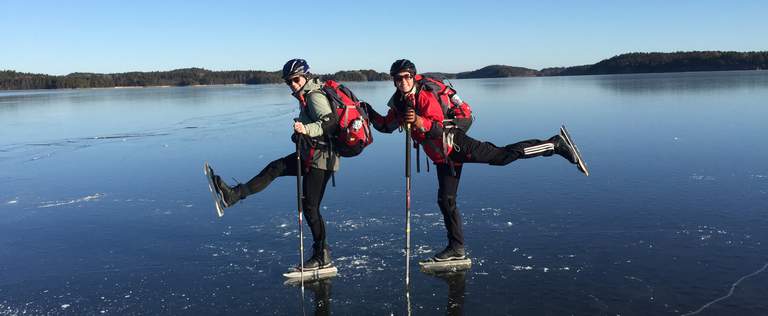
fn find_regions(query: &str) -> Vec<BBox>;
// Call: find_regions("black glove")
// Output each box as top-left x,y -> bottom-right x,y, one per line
359,101 -> 371,114
361,102 -> 381,120
291,132 -> 308,144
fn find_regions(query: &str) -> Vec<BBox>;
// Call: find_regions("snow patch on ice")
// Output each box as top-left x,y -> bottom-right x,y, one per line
338,219 -> 365,231
690,174 -> 716,181
336,255 -> 371,270
480,207 -> 503,216
413,244 -> 432,255
39,193 -> 104,208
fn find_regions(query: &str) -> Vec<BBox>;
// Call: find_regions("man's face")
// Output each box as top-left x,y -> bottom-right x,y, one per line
286,76 -> 307,93
393,71 -> 414,93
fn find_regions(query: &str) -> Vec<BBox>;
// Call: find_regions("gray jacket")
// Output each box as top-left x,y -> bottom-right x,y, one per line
296,78 -> 340,171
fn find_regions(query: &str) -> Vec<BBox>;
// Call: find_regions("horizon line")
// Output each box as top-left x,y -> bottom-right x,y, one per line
4,50 -> 767,77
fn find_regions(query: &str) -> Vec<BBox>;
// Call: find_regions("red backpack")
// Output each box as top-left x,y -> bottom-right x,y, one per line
415,75 -> 474,132
321,80 -> 373,157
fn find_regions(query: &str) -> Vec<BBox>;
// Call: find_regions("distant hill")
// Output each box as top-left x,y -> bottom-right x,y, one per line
539,65 -> 591,76
3,51 -> 767,90
456,65 -> 538,79
455,52 -> 768,78
542,51 -> 768,76
421,72 -> 457,80
322,70 -> 391,82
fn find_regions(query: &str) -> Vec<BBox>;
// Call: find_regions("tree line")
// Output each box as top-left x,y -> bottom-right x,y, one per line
0,68 -> 390,90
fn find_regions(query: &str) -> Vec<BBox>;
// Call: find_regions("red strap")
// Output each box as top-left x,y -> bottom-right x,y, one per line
298,94 -> 307,107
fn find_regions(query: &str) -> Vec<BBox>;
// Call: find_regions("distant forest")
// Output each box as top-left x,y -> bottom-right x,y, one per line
2,51 -> 767,90
0,69 -> 390,90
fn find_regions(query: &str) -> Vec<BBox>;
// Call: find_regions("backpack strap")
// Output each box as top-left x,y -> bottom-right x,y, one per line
416,76 -> 453,121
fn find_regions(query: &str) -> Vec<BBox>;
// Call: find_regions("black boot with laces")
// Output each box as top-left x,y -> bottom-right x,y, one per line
434,246 -> 466,262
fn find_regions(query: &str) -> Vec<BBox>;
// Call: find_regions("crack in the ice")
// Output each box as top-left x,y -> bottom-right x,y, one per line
681,261 -> 768,316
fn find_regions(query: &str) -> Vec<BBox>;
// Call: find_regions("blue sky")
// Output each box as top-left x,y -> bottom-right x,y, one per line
1,0 -> 765,75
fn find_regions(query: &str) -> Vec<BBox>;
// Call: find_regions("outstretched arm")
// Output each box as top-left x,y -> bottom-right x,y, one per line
365,103 -> 400,134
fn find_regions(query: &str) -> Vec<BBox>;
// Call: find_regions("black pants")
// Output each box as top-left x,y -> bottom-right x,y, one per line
240,152 -> 332,250
436,130 -> 557,249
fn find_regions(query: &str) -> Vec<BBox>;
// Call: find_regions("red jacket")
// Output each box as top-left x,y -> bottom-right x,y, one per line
369,86 -> 453,164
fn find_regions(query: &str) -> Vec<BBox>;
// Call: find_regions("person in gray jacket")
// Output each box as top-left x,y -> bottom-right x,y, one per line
207,59 -> 339,270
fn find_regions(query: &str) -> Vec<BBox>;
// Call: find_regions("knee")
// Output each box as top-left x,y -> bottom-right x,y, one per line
437,194 -> 457,212
266,159 -> 285,175
302,198 -> 318,213
302,205 -> 321,221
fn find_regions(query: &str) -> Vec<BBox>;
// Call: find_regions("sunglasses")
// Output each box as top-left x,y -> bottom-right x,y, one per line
393,74 -> 413,82
285,77 -> 302,85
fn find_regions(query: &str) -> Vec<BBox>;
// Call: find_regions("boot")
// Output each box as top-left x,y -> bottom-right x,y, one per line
555,126 -> 589,176
303,246 -> 332,270
213,175 -> 244,208
434,245 -> 466,262
552,134 -> 578,164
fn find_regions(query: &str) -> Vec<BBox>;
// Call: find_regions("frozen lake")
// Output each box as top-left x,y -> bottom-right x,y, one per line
1,71 -> 768,315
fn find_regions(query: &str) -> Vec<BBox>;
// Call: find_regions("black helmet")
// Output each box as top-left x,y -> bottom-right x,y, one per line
390,59 -> 416,76
282,58 -> 311,80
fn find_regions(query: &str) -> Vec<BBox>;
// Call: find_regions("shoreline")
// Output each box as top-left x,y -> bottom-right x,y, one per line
1,69 -> 765,93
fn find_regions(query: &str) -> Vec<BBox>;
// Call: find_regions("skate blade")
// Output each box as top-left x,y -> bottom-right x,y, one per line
283,266 -> 338,283
203,162 -> 225,217
560,125 -> 589,176
419,258 -> 472,273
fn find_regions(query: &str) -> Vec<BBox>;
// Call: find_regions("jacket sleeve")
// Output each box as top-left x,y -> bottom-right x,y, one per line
304,91 -> 338,138
367,101 -> 400,134
414,91 -> 444,139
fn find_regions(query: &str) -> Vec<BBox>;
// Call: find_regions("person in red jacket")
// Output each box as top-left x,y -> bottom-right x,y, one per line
366,59 -> 588,262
